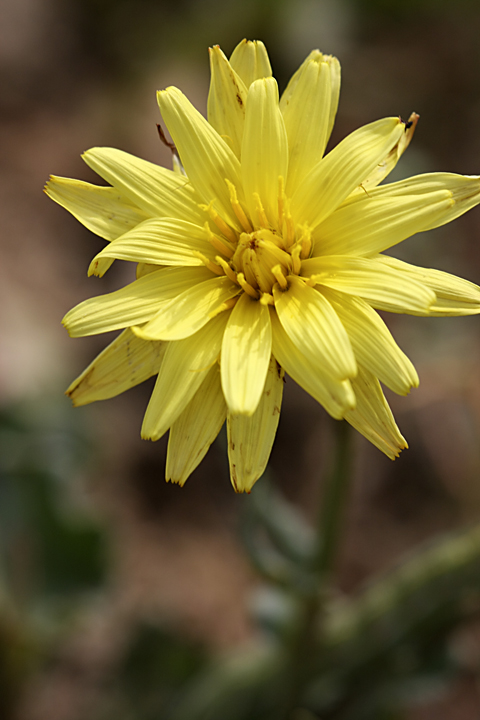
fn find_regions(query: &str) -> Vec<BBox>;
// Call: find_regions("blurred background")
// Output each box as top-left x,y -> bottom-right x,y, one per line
2,0 -> 480,718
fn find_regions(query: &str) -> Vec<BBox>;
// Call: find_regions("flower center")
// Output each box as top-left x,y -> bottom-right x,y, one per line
231,229 -> 292,294
200,178 -> 313,302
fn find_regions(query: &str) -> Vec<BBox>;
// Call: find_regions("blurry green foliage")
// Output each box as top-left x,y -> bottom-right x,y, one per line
2,411 -> 476,720
0,400 -> 209,720
0,402 -> 106,599
105,623 -> 207,720
166,483 -> 480,720
0,399 -> 107,717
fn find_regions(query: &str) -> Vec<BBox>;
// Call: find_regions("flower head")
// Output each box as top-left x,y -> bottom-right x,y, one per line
47,39 -> 480,492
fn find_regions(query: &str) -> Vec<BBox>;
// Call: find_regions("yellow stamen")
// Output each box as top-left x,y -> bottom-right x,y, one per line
290,244 -> 302,275
298,225 -> 312,259
237,272 -> 260,299
253,192 -> 269,228
204,222 -> 234,258
193,252 -> 224,275
260,292 -> 275,306
200,202 -> 238,244
256,230 -> 292,267
305,274 -> 320,288
210,296 -> 239,318
226,179 -> 253,233
215,255 -> 240,284
282,204 -> 295,248
272,264 -> 288,290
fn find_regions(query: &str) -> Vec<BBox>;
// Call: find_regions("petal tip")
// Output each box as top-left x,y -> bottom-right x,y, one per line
166,474 -> 187,487
61,315 -> 73,336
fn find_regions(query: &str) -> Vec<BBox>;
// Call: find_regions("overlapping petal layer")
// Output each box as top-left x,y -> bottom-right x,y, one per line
66,328 -> 165,406
157,86 -> 243,229
227,356 -> 284,493
89,218 -> 218,274
241,77 -> 288,226
221,292 -> 272,415
166,365 -> 227,486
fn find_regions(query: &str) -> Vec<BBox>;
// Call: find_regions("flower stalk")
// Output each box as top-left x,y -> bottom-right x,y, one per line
278,420 -> 353,719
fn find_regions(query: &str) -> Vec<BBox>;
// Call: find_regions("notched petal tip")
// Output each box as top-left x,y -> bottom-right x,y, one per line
87,260 -> 100,277
249,75 -> 279,94
156,86 -> 182,105
61,314 -> 73,336
229,38 -> 272,88
81,147 -> 99,162
209,43 -> 223,57
65,384 -> 81,406
165,474 -> 187,487
87,257 -> 114,278
43,175 -> 56,194
309,49 -> 324,62
391,437 -> 409,459
140,430 -> 155,441
229,462 -> 252,494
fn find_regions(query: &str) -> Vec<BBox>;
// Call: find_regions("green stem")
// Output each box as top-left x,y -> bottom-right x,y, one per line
315,419 -> 353,578
279,419 -> 353,719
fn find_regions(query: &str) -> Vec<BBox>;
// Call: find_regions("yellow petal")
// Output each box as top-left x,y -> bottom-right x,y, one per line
301,256 -> 436,314
376,255 -> 480,316
136,263 -> 164,279
135,275 -> 239,341
323,55 -> 341,141
221,293 -> 272,415
280,54 -> 333,194
166,364 -> 226,486
207,45 -> 248,158
280,51 -> 340,143
291,117 -> 405,229
141,312 -> 229,441
354,112 -> 419,192
63,266 -> 213,337
45,175 -> 150,241
270,309 -> 355,418
88,218 -> 216,276
344,366 -> 408,459
312,191 -> 454,257
342,172 -> 480,232
82,147 -> 204,224
323,288 -> 418,395
157,86 -> 243,229
227,356 -> 283,493
273,275 -> 356,382
229,39 -> 272,88
66,328 -> 165,406
241,77 -> 288,228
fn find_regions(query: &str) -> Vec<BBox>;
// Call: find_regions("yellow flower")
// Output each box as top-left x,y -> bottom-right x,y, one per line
47,39 -> 480,492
